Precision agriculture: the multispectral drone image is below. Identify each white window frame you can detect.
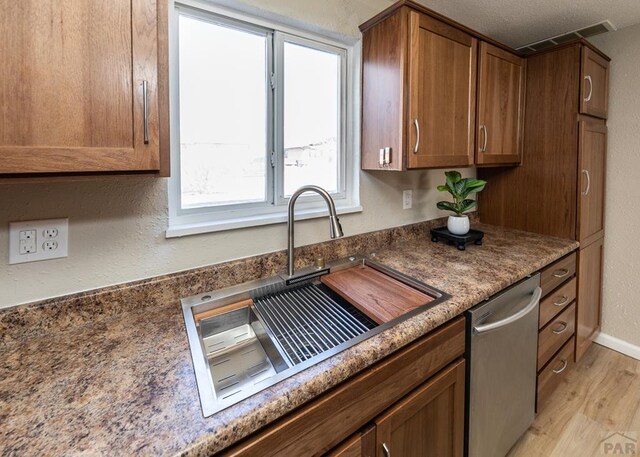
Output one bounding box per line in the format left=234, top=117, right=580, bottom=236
left=167, top=0, right=361, bottom=238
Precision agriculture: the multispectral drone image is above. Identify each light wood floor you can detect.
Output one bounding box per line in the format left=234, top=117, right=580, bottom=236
left=508, top=343, right=640, bottom=457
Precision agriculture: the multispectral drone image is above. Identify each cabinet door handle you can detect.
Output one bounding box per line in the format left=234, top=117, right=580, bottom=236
left=552, top=322, right=568, bottom=334
left=584, top=75, right=593, bottom=102
left=413, top=119, right=420, bottom=154
left=554, top=295, right=569, bottom=307
left=142, top=80, right=150, bottom=144
left=382, top=443, right=391, bottom=457
left=553, top=268, right=569, bottom=278
left=582, top=169, right=591, bottom=196
left=552, top=359, right=568, bottom=374
left=480, top=125, right=488, bottom=152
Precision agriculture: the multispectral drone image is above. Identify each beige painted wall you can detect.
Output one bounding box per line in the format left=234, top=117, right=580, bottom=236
left=0, top=0, right=474, bottom=309
left=589, top=26, right=640, bottom=347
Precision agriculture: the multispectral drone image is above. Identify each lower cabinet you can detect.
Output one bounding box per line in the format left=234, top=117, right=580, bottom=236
left=326, top=426, right=376, bottom=457
left=224, top=318, right=465, bottom=457
left=576, top=236, right=605, bottom=361
left=327, top=360, right=465, bottom=457
left=537, top=337, right=575, bottom=412
left=535, top=252, right=578, bottom=413
left=374, top=360, right=465, bottom=457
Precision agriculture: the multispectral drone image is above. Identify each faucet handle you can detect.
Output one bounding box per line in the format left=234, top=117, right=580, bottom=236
left=314, top=257, right=326, bottom=270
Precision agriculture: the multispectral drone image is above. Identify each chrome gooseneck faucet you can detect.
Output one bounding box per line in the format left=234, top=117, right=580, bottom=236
left=287, top=185, right=344, bottom=277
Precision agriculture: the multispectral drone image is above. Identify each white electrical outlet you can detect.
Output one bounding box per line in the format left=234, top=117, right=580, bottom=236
left=9, top=218, right=69, bottom=264
left=42, top=240, right=59, bottom=251
left=43, top=228, right=59, bottom=238
left=403, top=190, right=413, bottom=210
left=19, top=230, right=37, bottom=254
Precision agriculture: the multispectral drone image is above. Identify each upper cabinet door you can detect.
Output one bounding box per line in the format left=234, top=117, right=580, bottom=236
left=475, top=42, right=525, bottom=166
left=580, top=47, right=609, bottom=119
left=0, top=0, right=160, bottom=174
left=578, top=119, right=607, bottom=246
left=361, top=11, right=407, bottom=171
left=407, top=12, right=477, bottom=169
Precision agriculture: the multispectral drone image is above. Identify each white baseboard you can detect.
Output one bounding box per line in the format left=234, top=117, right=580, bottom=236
left=594, top=332, right=640, bottom=361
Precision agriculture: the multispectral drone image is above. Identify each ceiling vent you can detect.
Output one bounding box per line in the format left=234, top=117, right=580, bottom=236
left=517, top=20, right=616, bottom=54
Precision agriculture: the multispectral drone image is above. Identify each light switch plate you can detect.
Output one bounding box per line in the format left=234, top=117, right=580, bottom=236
left=9, top=218, right=69, bottom=264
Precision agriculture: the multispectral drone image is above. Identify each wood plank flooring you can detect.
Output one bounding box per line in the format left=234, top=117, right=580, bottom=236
left=508, top=344, right=640, bottom=456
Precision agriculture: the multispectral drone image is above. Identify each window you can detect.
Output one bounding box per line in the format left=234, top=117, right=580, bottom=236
left=168, top=4, right=359, bottom=236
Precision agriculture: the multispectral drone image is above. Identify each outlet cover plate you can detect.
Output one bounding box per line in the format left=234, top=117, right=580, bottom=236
left=9, top=218, right=69, bottom=264
left=403, top=190, right=413, bottom=210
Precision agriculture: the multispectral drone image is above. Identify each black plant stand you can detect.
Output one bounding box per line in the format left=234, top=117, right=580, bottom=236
left=430, top=226, right=484, bottom=251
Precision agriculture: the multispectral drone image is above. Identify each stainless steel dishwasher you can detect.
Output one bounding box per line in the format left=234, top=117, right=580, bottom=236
left=465, top=274, right=542, bottom=457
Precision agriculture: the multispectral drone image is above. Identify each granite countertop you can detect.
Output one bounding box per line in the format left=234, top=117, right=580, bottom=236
left=0, top=223, right=578, bottom=456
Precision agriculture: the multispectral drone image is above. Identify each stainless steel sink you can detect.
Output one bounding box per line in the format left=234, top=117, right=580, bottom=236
left=182, top=255, right=449, bottom=416
left=200, top=306, right=289, bottom=404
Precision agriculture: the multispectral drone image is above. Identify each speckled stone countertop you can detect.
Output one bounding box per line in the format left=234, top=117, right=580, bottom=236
left=0, top=222, right=578, bottom=456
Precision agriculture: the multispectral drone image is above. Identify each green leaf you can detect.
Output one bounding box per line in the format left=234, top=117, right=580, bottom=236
left=459, top=199, right=477, bottom=214
left=437, top=172, right=486, bottom=215
left=445, top=171, right=462, bottom=184
left=436, top=201, right=459, bottom=215
left=445, top=171, right=461, bottom=193
left=464, top=179, right=487, bottom=194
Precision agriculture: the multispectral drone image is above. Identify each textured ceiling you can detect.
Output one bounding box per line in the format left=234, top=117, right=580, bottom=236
left=401, top=0, right=640, bottom=47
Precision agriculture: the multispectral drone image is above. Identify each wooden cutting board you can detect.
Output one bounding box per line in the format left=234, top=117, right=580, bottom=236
left=320, top=265, right=434, bottom=324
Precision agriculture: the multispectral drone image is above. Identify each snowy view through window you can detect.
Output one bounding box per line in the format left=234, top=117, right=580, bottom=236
left=179, top=15, right=340, bottom=209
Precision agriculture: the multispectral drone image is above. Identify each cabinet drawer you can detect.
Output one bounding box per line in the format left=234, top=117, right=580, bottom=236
left=537, top=337, right=575, bottom=412
left=540, top=253, right=576, bottom=297
left=539, top=277, right=577, bottom=329
left=538, top=303, right=575, bottom=371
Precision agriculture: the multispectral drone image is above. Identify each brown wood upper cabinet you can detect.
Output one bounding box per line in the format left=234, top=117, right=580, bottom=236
left=581, top=47, right=609, bottom=119
left=476, top=42, right=525, bottom=166
left=360, top=2, right=525, bottom=170
left=360, top=6, right=477, bottom=170
left=406, top=12, right=477, bottom=169
left=0, top=0, right=168, bottom=175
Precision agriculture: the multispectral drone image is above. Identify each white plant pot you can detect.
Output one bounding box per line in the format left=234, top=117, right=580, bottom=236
left=447, top=215, right=470, bottom=235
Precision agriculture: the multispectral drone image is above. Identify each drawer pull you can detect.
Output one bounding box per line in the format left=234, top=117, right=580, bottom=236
left=553, top=268, right=569, bottom=278
left=552, top=322, right=568, bottom=334
left=552, top=359, right=568, bottom=374
left=554, top=295, right=569, bottom=307
left=383, top=442, right=391, bottom=457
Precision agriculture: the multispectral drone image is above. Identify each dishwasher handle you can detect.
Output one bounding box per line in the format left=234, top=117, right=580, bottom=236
left=473, top=287, right=542, bottom=334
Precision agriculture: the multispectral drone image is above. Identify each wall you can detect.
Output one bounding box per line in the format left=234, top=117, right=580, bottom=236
left=0, top=0, right=474, bottom=309
left=589, top=26, right=640, bottom=349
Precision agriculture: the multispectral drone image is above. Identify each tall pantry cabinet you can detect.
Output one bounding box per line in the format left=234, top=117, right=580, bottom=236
left=479, top=40, right=609, bottom=362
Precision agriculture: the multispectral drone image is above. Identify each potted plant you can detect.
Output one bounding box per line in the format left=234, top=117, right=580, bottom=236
left=436, top=171, right=487, bottom=235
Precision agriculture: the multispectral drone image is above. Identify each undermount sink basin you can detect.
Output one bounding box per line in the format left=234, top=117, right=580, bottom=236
left=181, top=255, right=449, bottom=416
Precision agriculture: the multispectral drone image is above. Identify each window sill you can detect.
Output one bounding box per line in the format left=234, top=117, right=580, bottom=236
left=166, top=203, right=363, bottom=238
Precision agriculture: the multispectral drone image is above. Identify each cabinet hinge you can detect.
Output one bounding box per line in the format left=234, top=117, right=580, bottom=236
left=270, top=73, right=276, bottom=90
left=270, top=151, right=276, bottom=168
